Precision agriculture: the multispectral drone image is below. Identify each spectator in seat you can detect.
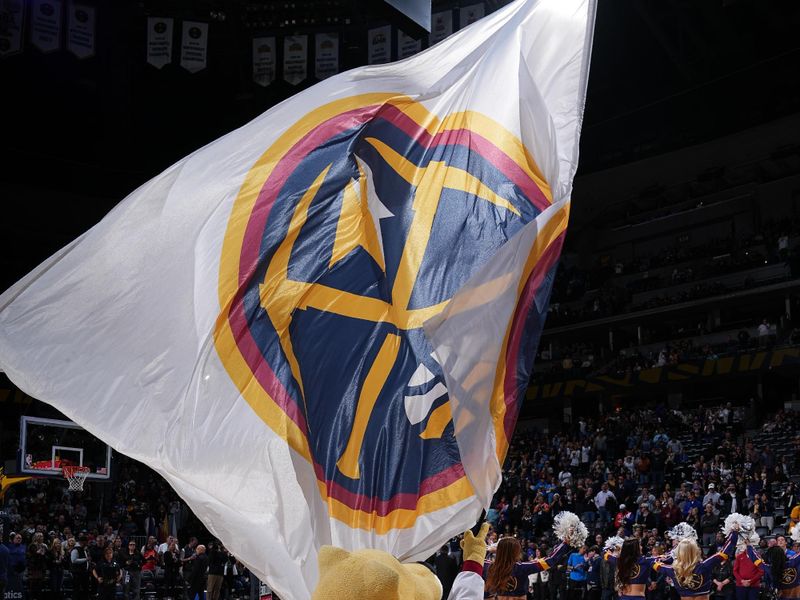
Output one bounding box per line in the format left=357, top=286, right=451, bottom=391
left=701, top=504, right=720, bottom=547
left=26, top=532, right=47, bottom=600
left=636, top=506, right=658, bottom=531
left=623, top=455, right=636, bottom=478
left=651, top=448, right=666, bottom=488
left=586, top=546, right=602, bottom=600
left=782, top=484, right=799, bottom=517
left=206, top=541, right=225, bottom=600
left=595, top=484, right=616, bottom=527
left=683, top=491, right=702, bottom=517
left=637, top=487, right=656, bottom=512
left=720, top=485, right=741, bottom=517
left=712, top=556, right=734, bottom=600
left=567, top=545, right=589, bottom=600
left=685, top=506, right=701, bottom=539
left=70, top=535, right=90, bottom=600
left=121, top=540, right=143, bottom=600
left=758, top=319, right=771, bottom=347
left=186, top=544, right=208, bottom=600
left=182, top=537, right=198, bottom=562
left=92, top=545, right=121, bottom=600
left=703, top=484, right=721, bottom=509
left=7, top=533, right=25, bottom=595
left=614, top=504, right=633, bottom=536
left=777, top=535, right=796, bottom=559
left=140, top=538, right=158, bottom=574
left=661, top=498, right=682, bottom=532
left=158, top=535, right=177, bottom=556
left=48, top=537, right=68, bottom=600
left=754, top=494, right=774, bottom=531
left=637, top=454, right=652, bottom=485
left=733, top=545, right=761, bottom=600
left=163, top=538, right=182, bottom=599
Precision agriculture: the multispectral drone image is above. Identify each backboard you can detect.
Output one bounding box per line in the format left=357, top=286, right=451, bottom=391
left=19, top=416, right=111, bottom=480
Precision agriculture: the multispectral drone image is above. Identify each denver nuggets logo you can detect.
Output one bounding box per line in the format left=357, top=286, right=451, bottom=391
left=630, top=564, right=641, bottom=580
left=782, top=568, right=797, bottom=586
left=685, top=574, right=704, bottom=590
left=215, top=94, right=555, bottom=531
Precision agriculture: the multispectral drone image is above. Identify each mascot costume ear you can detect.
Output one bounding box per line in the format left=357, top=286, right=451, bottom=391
left=312, top=522, right=492, bottom=600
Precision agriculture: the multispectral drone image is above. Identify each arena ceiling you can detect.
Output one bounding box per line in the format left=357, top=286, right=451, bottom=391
left=1, top=0, right=799, bottom=287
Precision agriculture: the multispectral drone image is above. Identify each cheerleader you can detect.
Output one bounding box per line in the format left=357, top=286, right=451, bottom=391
left=483, top=512, right=588, bottom=599
left=745, top=524, right=800, bottom=599
left=603, top=536, right=665, bottom=600
left=653, top=524, right=738, bottom=600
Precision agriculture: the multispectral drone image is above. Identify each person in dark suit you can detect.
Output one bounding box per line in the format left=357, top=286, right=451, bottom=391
left=187, top=544, right=209, bottom=600
left=434, top=545, right=458, bottom=600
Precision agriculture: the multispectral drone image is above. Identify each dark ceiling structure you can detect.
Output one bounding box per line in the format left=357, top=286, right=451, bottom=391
left=1, top=0, right=799, bottom=289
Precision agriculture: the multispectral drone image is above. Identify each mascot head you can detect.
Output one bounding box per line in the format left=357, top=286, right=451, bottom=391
left=312, top=546, right=442, bottom=600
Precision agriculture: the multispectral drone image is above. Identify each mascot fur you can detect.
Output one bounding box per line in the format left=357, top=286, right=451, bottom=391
left=312, top=523, right=490, bottom=600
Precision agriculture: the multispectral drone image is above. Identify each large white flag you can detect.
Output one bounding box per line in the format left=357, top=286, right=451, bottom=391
left=0, top=0, right=595, bottom=598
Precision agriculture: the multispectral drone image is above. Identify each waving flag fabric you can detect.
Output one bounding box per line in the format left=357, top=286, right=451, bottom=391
left=0, top=0, right=594, bottom=597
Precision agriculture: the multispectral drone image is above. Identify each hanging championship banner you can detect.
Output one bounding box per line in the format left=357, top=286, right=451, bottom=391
left=30, top=0, right=62, bottom=53
left=252, top=36, right=275, bottom=87
left=397, top=29, right=421, bottom=59
left=282, top=35, right=307, bottom=85
left=429, top=10, right=452, bottom=45
left=367, top=25, right=390, bottom=65
left=66, top=2, right=95, bottom=59
left=146, top=17, right=173, bottom=69
left=314, top=32, right=337, bottom=80
left=0, top=0, right=25, bottom=58
left=180, top=21, right=208, bottom=73
left=459, top=3, right=485, bottom=29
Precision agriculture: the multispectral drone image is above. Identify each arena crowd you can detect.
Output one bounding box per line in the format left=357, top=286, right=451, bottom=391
left=433, top=405, right=800, bottom=599
left=1, top=404, right=799, bottom=600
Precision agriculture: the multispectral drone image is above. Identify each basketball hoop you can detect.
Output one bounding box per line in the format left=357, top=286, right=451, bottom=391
left=62, top=465, right=90, bottom=491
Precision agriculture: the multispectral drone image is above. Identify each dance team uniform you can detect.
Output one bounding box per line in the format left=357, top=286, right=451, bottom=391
left=603, top=551, right=663, bottom=600
left=482, top=542, right=572, bottom=598
left=746, top=545, right=800, bottom=598
left=654, top=533, right=738, bottom=600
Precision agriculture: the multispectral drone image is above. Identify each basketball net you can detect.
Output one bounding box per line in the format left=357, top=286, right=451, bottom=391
left=62, top=466, right=90, bottom=491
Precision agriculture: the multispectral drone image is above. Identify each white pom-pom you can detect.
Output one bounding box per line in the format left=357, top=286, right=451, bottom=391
left=553, top=511, right=588, bottom=547
left=791, top=524, right=800, bottom=544
left=723, top=513, right=754, bottom=537
left=667, top=523, right=698, bottom=544
left=736, top=531, right=759, bottom=554
left=603, top=536, right=625, bottom=553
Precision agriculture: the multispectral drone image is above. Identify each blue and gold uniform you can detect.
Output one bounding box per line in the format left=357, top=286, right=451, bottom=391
left=603, top=551, right=662, bottom=599
left=654, top=532, right=738, bottom=599
left=746, top=545, right=800, bottom=598
left=484, top=542, right=572, bottom=598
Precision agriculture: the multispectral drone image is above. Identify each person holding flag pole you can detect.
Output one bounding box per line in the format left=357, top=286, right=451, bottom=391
left=0, top=0, right=595, bottom=597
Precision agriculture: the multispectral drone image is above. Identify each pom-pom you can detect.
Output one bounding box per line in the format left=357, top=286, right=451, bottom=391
left=603, top=536, right=625, bottom=553
left=723, top=513, right=757, bottom=552
left=791, top=523, right=800, bottom=544
left=667, top=523, right=698, bottom=544
left=553, top=511, right=588, bottom=548
left=736, top=531, right=759, bottom=554
left=723, top=513, right=754, bottom=537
